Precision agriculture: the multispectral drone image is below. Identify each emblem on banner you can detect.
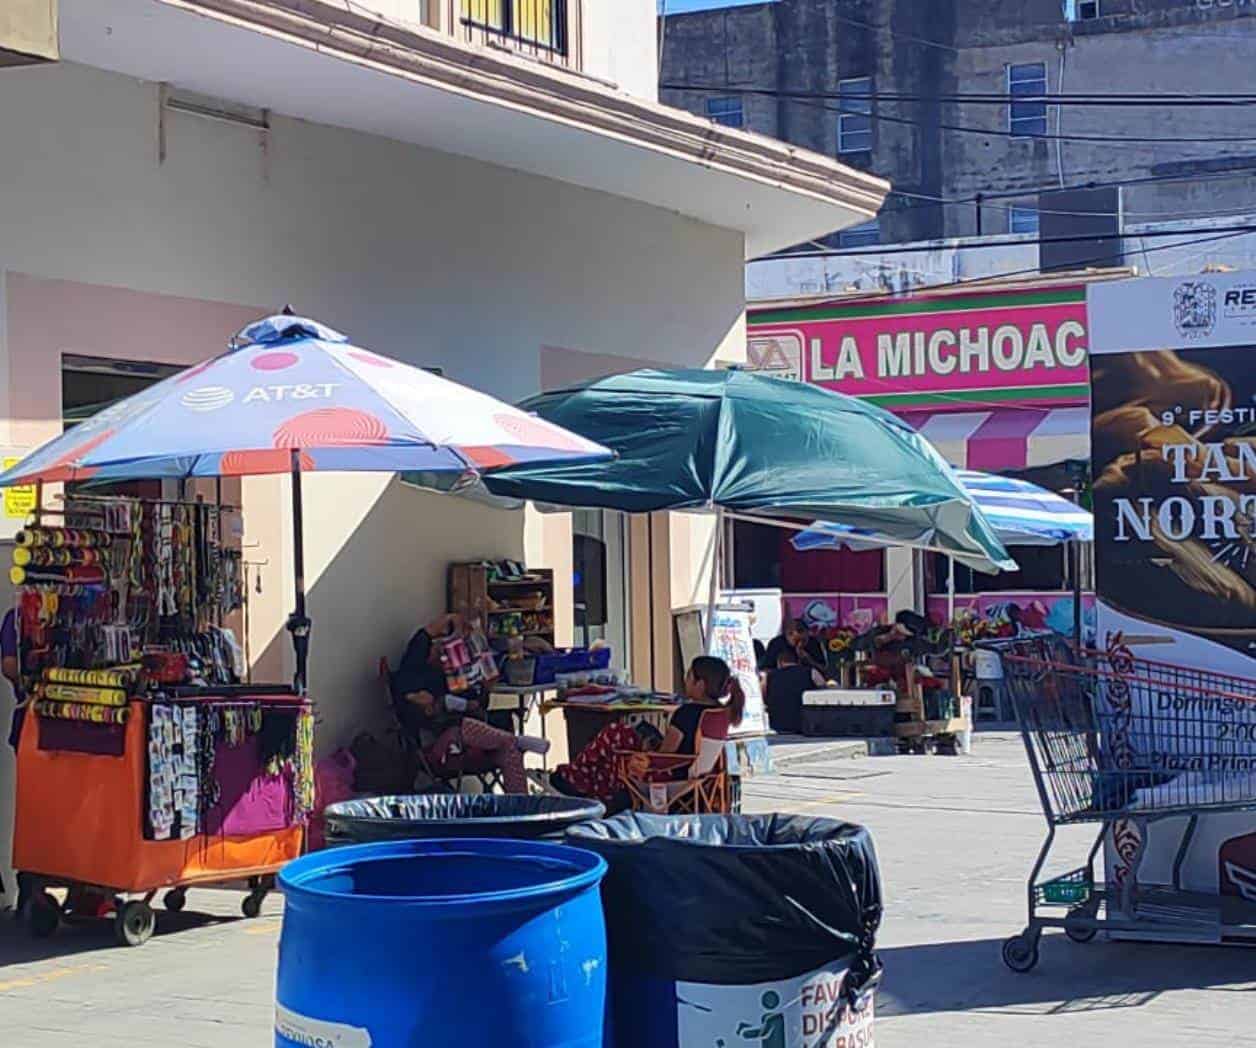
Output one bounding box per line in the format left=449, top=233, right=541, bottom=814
left=745, top=333, right=803, bottom=382
left=1173, top=281, right=1217, bottom=339
left=1220, top=833, right=1256, bottom=902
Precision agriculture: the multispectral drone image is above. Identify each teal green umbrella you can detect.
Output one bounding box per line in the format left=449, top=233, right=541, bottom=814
left=485, top=369, right=1015, bottom=574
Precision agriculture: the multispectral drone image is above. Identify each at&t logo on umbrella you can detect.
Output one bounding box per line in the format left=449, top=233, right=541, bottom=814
left=181, top=386, right=236, bottom=412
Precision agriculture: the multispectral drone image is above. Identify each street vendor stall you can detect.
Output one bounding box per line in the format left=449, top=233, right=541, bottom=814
left=792, top=470, right=1093, bottom=745
left=11, top=490, right=309, bottom=942
left=0, top=312, right=609, bottom=945
left=480, top=368, right=1011, bottom=781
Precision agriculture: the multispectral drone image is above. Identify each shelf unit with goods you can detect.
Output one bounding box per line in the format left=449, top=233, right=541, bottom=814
left=447, top=562, right=555, bottom=648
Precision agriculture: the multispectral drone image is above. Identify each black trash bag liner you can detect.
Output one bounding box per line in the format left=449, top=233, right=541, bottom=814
left=567, top=812, right=882, bottom=1001
left=324, top=794, right=605, bottom=844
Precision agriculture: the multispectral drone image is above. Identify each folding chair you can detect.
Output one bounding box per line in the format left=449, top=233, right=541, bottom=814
left=379, top=657, right=503, bottom=794
left=617, top=707, right=732, bottom=814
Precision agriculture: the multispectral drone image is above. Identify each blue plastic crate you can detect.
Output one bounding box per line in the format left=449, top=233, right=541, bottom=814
left=534, top=648, right=612, bottom=684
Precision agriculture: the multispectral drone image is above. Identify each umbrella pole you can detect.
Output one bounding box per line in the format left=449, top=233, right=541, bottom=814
left=1071, top=539, right=1082, bottom=651
left=947, top=556, right=955, bottom=625
left=287, top=448, right=311, bottom=694
left=704, top=507, right=724, bottom=655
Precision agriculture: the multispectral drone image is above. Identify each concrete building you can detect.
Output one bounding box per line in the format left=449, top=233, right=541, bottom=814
left=661, top=0, right=1256, bottom=247
left=0, top=0, right=886, bottom=904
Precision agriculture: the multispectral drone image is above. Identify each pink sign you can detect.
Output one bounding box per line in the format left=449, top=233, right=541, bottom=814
left=784, top=594, right=889, bottom=634
left=925, top=591, right=1096, bottom=635
left=748, top=285, right=1090, bottom=410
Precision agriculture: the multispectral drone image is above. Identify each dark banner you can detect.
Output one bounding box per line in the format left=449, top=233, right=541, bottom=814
left=1089, top=273, right=1256, bottom=907
left=1090, top=274, right=1256, bottom=668
left=1092, top=342, right=1256, bottom=656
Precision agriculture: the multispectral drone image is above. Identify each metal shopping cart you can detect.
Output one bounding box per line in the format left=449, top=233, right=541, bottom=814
left=999, top=635, right=1256, bottom=972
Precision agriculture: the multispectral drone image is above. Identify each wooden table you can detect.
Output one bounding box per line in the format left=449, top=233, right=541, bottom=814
left=539, top=699, right=680, bottom=760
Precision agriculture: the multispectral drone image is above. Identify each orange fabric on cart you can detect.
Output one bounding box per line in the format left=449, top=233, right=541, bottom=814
left=13, top=700, right=303, bottom=892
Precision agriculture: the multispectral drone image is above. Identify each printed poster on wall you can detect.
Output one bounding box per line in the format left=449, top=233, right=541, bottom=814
left=1089, top=272, right=1256, bottom=907
left=707, top=605, right=767, bottom=737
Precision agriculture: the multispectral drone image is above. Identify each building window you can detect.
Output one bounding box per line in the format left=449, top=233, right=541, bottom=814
left=1066, top=0, right=1100, bottom=20
left=838, top=219, right=880, bottom=248
left=1009, top=206, right=1040, bottom=235
left=460, top=0, right=568, bottom=55
left=837, top=76, right=874, bottom=154
left=706, top=96, right=744, bottom=129
left=1008, top=62, right=1048, bottom=138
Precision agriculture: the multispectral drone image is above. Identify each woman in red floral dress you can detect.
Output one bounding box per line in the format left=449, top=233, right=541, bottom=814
left=550, top=720, right=662, bottom=812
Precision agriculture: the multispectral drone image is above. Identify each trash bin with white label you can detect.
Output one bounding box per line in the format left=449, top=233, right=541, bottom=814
left=567, top=812, right=881, bottom=1048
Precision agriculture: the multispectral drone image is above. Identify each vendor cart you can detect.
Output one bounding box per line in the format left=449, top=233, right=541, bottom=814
left=9, top=491, right=313, bottom=945
left=16, top=694, right=310, bottom=945
left=1000, top=637, right=1256, bottom=972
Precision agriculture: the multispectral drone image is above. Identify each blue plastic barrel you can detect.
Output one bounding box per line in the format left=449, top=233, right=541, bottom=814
left=275, top=838, right=609, bottom=1048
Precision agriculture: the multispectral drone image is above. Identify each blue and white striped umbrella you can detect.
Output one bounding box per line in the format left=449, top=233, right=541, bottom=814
left=793, top=469, right=1092, bottom=552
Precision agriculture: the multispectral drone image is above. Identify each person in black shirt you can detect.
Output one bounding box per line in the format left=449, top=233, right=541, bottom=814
left=659, top=655, right=746, bottom=757
left=764, top=647, right=825, bottom=735
left=760, top=618, right=826, bottom=675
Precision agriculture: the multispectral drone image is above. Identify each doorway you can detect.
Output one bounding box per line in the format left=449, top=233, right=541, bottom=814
left=572, top=509, right=631, bottom=665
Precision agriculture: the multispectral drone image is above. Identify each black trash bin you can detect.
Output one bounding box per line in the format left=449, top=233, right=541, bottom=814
left=323, top=794, right=605, bottom=846
left=567, top=812, right=881, bottom=1048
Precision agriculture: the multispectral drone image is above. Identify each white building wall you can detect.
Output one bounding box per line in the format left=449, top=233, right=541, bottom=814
left=0, top=59, right=745, bottom=898
left=582, top=0, right=659, bottom=100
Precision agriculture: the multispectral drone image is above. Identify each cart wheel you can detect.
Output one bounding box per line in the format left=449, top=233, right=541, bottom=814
left=163, top=889, right=187, bottom=913
left=1065, top=905, right=1099, bottom=944
left=27, top=892, right=61, bottom=939
left=114, top=900, right=156, bottom=947
left=1002, top=933, right=1040, bottom=973
left=241, top=889, right=266, bottom=919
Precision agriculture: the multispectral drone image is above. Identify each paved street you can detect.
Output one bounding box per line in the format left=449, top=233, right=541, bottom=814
left=2, top=733, right=1252, bottom=1046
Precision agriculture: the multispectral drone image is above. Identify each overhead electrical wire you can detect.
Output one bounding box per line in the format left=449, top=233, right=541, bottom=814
left=865, top=167, right=1256, bottom=226
left=884, top=184, right=1256, bottom=222
left=660, top=8, right=1255, bottom=54
left=770, top=223, right=1256, bottom=260
left=661, top=83, right=1256, bottom=107
left=818, top=10, right=960, bottom=52
left=660, top=84, right=1256, bottom=145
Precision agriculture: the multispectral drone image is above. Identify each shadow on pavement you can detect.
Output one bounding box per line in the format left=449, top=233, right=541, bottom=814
left=0, top=907, right=254, bottom=969
left=876, top=935, right=1254, bottom=1017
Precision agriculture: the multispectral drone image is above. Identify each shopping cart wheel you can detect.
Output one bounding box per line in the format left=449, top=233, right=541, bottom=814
left=1064, top=905, right=1099, bottom=944
left=1001, top=933, right=1040, bottom=973
left=163, top=888, right=187, bottom=913
left=114, top=900, right=156, bottom=947
left=27, top=892, right=61, bottom=939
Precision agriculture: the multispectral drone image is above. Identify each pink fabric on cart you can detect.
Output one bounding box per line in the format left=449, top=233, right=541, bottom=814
left=202, top=736, right=294, bottom=837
